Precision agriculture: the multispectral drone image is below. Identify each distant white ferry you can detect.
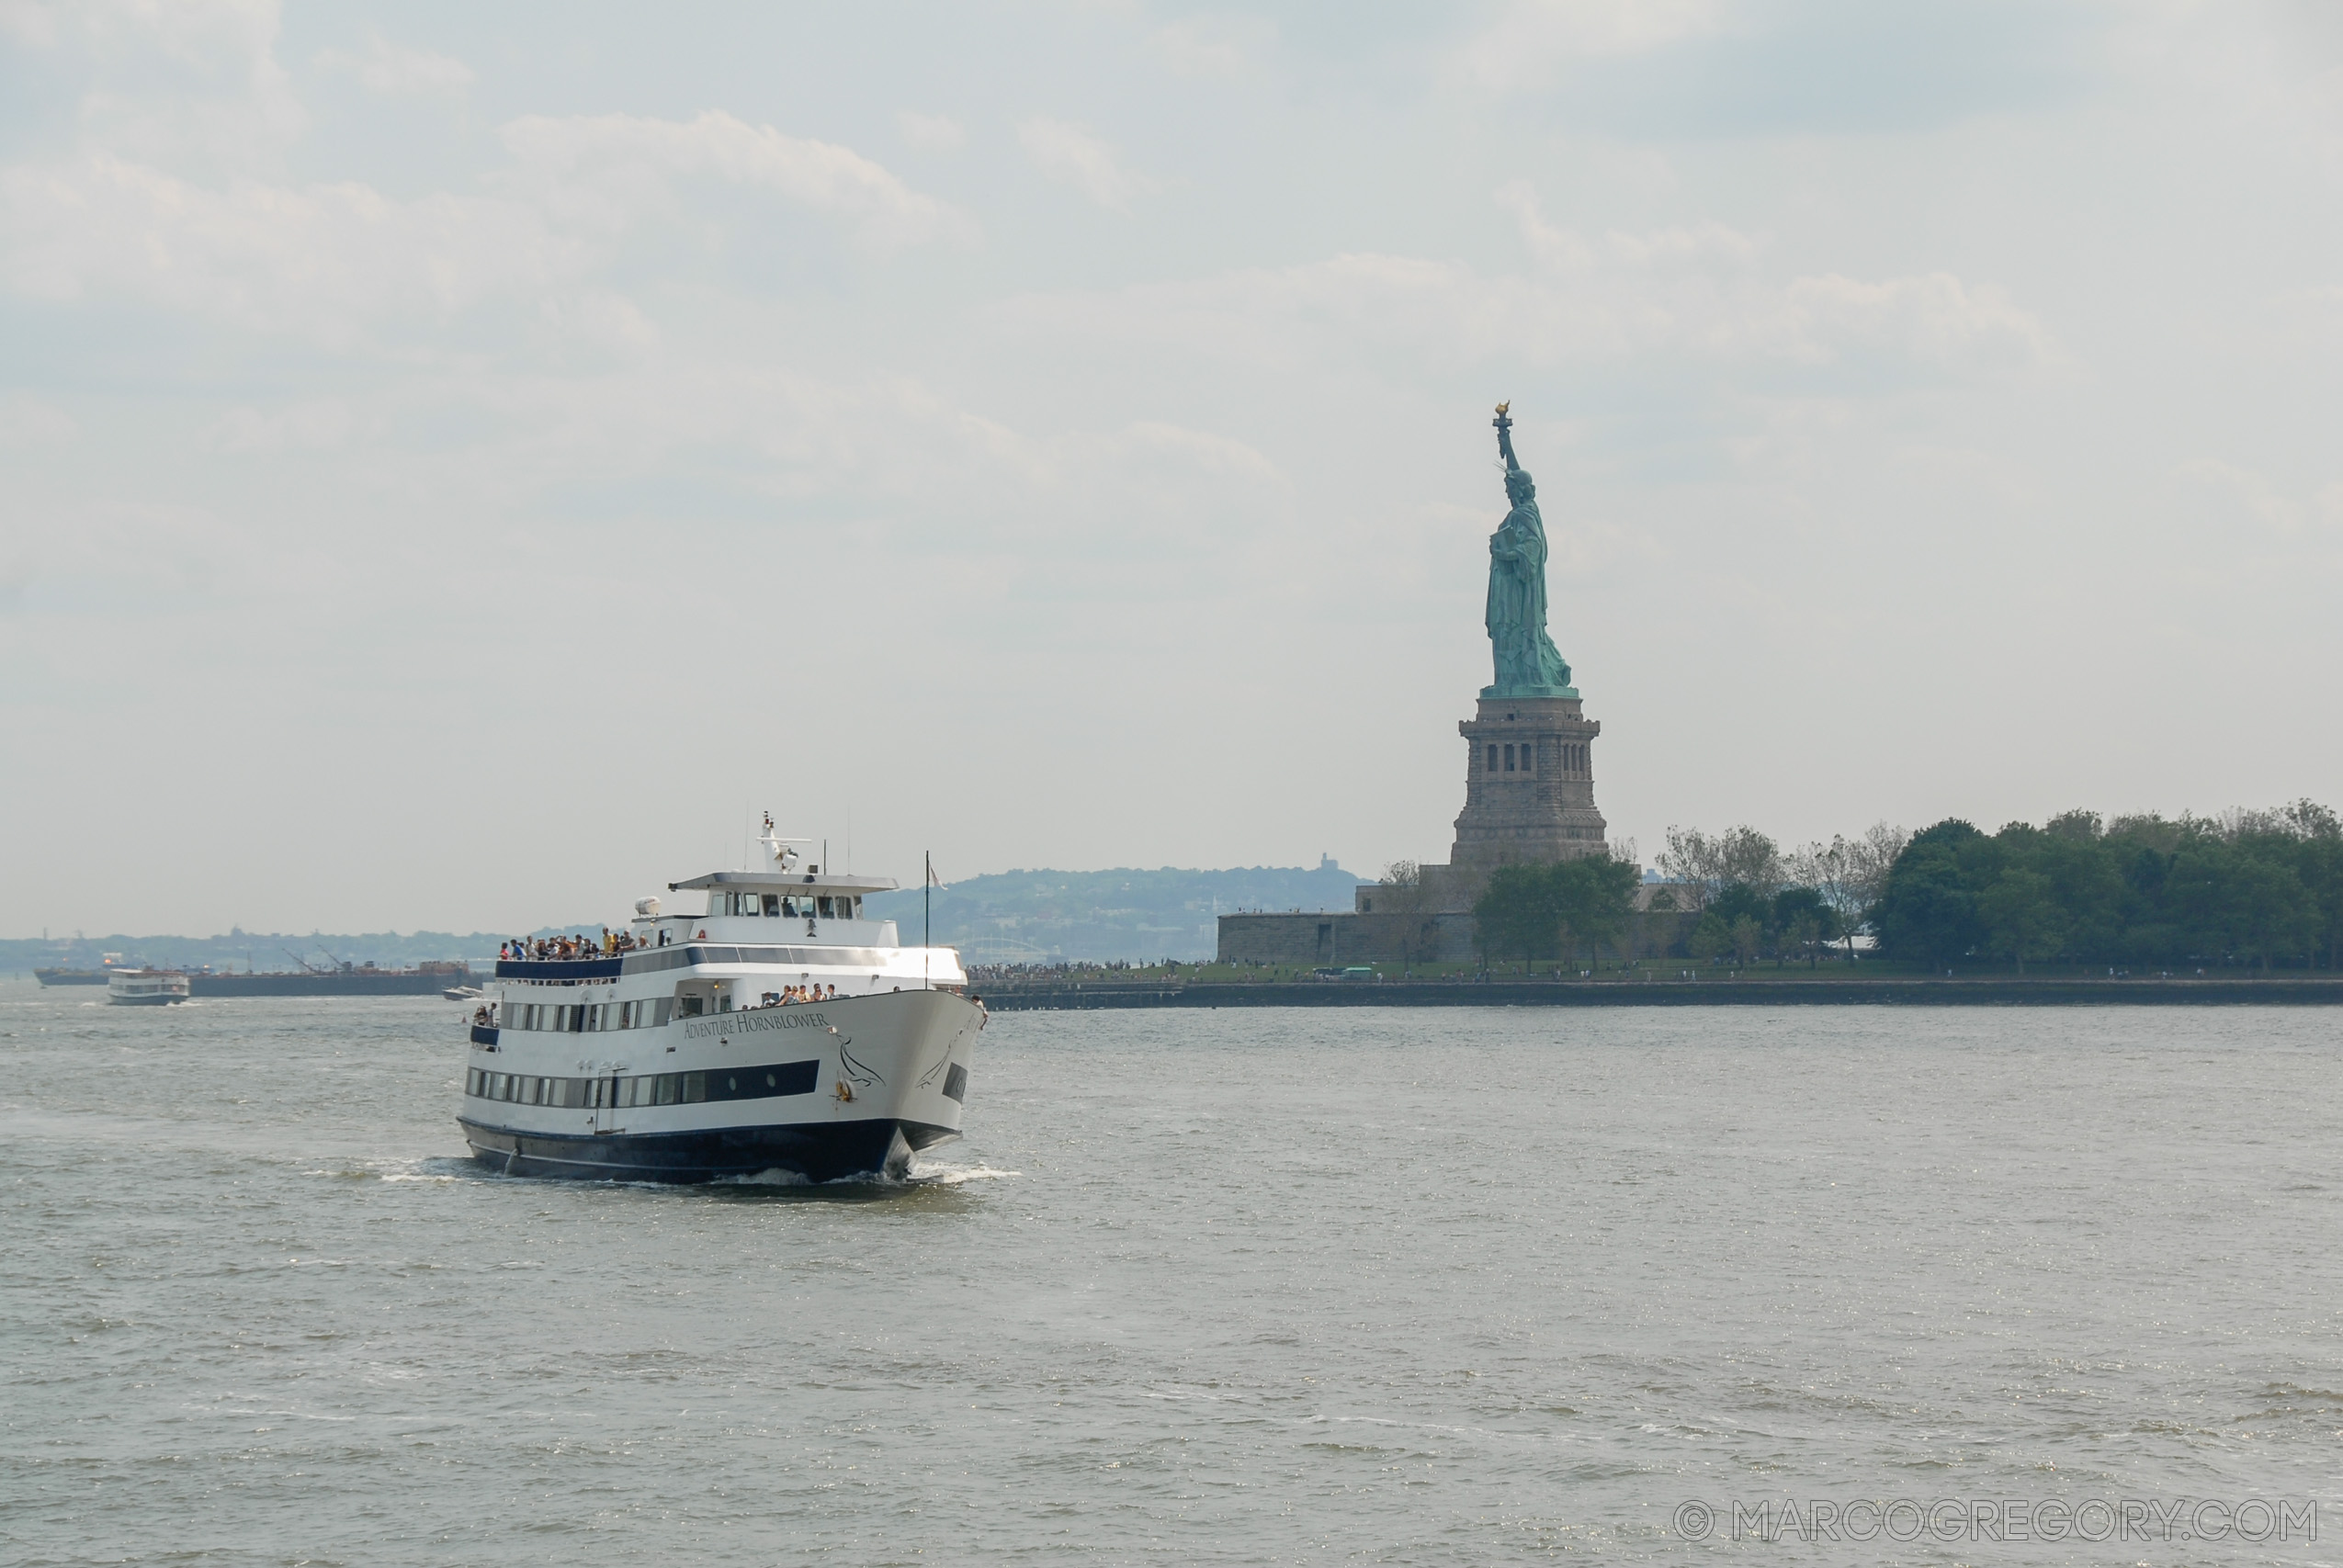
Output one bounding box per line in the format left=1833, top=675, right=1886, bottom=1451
left=108, top=969, right=189, bottom=1006
left=458, top=821, right=983, bottom=1183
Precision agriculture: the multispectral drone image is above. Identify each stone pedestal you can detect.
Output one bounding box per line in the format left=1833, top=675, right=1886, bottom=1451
left=1450, top=694, right=1608, bottom=872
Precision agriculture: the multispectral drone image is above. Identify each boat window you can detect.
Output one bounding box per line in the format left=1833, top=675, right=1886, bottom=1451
left=657, top=1074, right=677, bottom=1106
left=762, top=894, right=780, bottom=916
left=651, top=998, right=674, bottom=1027
left=815, top=897, right=832, bottom=919
left=683, top=1072, right=707, bottom=1103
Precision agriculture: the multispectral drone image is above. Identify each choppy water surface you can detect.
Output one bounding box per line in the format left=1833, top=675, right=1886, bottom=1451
left=2, top=987, right=2337, bottom=1565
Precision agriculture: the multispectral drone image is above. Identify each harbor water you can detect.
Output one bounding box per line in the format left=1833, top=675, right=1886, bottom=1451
left=2, top=987, right=2336, bottom=1563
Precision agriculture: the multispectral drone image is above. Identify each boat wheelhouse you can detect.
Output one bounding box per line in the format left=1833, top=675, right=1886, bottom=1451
left=458, top=822, right=983, bottom=1183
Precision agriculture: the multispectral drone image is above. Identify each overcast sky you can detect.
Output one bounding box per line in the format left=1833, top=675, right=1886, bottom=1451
left=3, top=0, right=2339, bottom=937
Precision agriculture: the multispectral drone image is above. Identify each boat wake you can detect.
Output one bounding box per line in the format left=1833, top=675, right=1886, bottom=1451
left=710, top=1162, right=1018, bottom=1190
left=906, top=1162, right=1020, bottom=1187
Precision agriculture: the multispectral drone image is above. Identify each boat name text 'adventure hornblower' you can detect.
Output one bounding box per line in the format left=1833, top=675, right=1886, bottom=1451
left=458, top=819, right=983, bottom=1182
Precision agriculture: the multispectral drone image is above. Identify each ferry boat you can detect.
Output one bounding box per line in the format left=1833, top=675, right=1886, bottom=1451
left=108, top=969, right=190, bottom=1005
left=458, top=821, right=984, bottom=1183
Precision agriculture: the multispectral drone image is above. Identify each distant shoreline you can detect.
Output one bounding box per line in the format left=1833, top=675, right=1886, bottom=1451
left=975, top=976, right=2343, bottom=1010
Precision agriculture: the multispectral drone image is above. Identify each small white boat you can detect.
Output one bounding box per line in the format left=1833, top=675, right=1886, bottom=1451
left=108, top=969, right=190, bottom=1006
left=442, top=985, right=486, bottom=1001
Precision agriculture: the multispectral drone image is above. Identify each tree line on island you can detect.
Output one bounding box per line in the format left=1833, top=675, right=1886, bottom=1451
left=1451, top=800, right=2343, bottom=975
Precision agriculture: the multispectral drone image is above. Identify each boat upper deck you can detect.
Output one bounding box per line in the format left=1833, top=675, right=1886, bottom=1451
left=496, top=942, right=927, bottom=982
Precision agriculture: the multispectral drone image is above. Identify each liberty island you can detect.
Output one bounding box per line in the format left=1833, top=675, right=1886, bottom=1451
left=1219, top=407, right=1611, bottom=967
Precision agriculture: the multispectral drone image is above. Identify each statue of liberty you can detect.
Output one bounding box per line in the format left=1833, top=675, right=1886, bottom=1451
left=1485, top=403, right=1576, bottom=697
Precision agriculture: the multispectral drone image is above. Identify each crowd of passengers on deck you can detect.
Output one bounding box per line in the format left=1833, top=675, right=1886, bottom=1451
left=759, top=985, right=836, bottom=1006
left=501, top=931, right=638, bottom=962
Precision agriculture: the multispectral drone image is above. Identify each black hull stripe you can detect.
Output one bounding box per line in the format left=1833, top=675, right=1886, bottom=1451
left=457, top=1115, right=958, bottom=1183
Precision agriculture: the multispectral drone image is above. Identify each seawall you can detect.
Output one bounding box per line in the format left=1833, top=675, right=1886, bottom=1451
left=974, top=977, right=2343, bottom=1010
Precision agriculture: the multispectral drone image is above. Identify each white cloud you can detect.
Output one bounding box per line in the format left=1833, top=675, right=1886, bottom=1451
left=317, top=31, right=474, bottom=98
left=498, top=111, right=978, bottom=252
left=1772, top=272, right=2049, bottom=371
left=2175, top=457, right=2310, bottom=536
left=0, top=394, right=78, bottom=445
left=0, top=112, right=972, bottom=344
left=0, top=1, right=60, bottom=47
left=0, top=153, right=572, bottom=342
left=1017, top=117, right=1148, bottom=211
left=1148, top=15, right=1275, bottom=81
left=1449, top=0, right=1730, bottom=95
left=991, top=232, right=2050, bottom=384
left=59, top=0, right=308, bottom=171
left=209, top=400, right=354, bottom=453
left=898, top=110, right=967, bottom=152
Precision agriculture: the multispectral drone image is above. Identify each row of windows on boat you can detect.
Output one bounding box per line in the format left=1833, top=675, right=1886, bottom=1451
left=715, top=891, right=864, bottom=919
left=466, top=1060, right=818, bottom=1109
left=1484, top=741, right=1590, bottom=774
left=499, top=987, right=842, bottom=1031
left=504, top=998, right=677, bottom=1032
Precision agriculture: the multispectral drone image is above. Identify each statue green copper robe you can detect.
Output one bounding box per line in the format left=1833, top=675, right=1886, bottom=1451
left=1486, top=408, right=1576, bottom=697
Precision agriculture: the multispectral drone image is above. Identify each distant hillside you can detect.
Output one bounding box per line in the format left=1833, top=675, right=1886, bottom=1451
left=0, top=928, right=513, bottom=977
left=863, top=859, right=1368, bottom=964
left=0, top=863, right=1368, bottom=976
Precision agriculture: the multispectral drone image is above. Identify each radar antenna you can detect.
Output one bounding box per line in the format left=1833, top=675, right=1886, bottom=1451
left=758, top=810, right=814, bottom=871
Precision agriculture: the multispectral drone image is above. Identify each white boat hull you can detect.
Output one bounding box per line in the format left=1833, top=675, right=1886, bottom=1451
left=458, top=987, right=982, bottom=1183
